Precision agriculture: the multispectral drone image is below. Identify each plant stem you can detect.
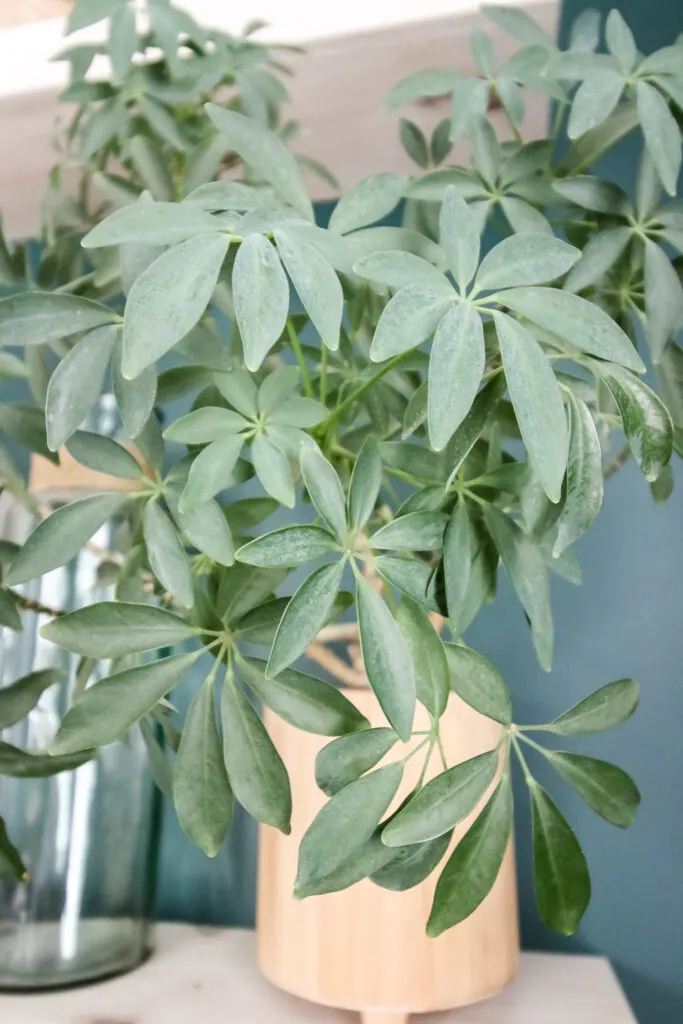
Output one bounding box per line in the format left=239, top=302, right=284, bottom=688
left=603, top=442, right=631, bottom=479
left=287, top=318, right=314, bottom=398
left=517, top=731, right=550, bottom=757
left=319, top=345, right=329, bottom=404
left=404, top=736, right=430, bottom=764
left=510, top=731, right=534, bottom=783
left=416, top=740, right=434, bottom=790
left=7, top=589, right=64, bottom=618
left=435, top=728, right=448, bottom=771
left=317, top=351, right=411, bottom=434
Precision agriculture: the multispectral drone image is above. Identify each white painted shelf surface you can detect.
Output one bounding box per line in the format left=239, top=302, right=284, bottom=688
left=0, top=924, right=636, bottom=1023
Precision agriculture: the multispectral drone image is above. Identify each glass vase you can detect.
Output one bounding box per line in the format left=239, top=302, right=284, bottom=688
left=0, top=444, right=160, bottom=989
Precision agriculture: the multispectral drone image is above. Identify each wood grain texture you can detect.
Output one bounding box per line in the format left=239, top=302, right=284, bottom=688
left=0, top=926, right=638, bottom=1023
left=257, top=690, right=520, bottom=1016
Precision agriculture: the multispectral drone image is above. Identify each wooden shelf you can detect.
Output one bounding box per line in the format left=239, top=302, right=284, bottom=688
left=0, top=925, right=636, bottom=1023
left=0, top=0, right=559, bottom=239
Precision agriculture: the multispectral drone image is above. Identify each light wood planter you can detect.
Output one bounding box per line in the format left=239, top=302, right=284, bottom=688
left=257, top=688, right=519, bottom=1024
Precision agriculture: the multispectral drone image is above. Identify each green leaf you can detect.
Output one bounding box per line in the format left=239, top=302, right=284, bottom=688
left=374, top=554, right=440, bottom=612
left=177, top=501, right=234, bottom=567
left=493, top=312, right=567, bottom=503
left=239, top=657, right=368, bottom=736
left=51, top=652, right=200, bottom=755
left=143, top=500, right=194, bottom=608
left=439, top=188, right=480, bottom=292
left=109, top=3, right=137, bottom=80
left=385, top=68, right=461, bottom=110
left=395, top=597, right=449, bottom=717
left=354, top=250, right=451, bottom=293
left=597, top=363, right=673, bottom=481
left=0, top=740, right=94, bottom=778
left=564, top=227, right=631, bottom=294
left=0, top=292, right=116, bottom=347
left=329, top=173, right=408, bottom=235
left=501, top=196, right=552, bottom=235
left=399, top=118, right=429, bottom=167
left=487, top=507, right=553, bottom=671
left=112, top=342, right=156, bottom=438
left=552, top=176, right=629, bottom=215
left=451, top=79, right=491, bottom=138
left=233, top=234, right=289, bottom=373
left=237, top=525, right=338, bottom=567
left=546, top=752, right=640, bottom=829
left=300, top=445, right=347, bottom=538
left=356, top=576, right=416, bottom=741
left=443, top=643, right=513, bottom=725
left=650, top=463, right=675, bottom=503
left=82, top=202, right=218, bottom=247
left=66, top=431, right=143, bottom=480
left=431, top=118, right=454, bottom=165
left=427, top=778, right=513, bottom=937
left=267, top=560, right=344, bottom=677
left=174, top=677, right=234, bottom=857
left=546, top=678, right=639, bottom=735
left=530, top=782, right=591, bottom=935
left=140, top=95, right=190, bottom=152
left=220, top=678, right=292, bottom=832
left=251, top=434, right=295, bottom=507
left=484, top=5, right=553, bottom=47
left=428, top=301, right=485, bottom=451
left=402, top=381, right=428, bottom=439
left=0, top=403, right=56, bottom=463
left=0, top=588, right=21, bottom=632
left=644, top=239, right=683, bottom=359
left=347, top=436, right=382, bottom=533
left=371, top=831, right=452, bottom=891
left=370, top=284, right=454, bottom=362
left=370, top=511, right=448, bottom=551
left=219, top=564, right=287, bottom=627
left=178, top=436, right=245, bottom=512
left=443, top=502, right=473, bottom=629
left=554, top=394, right=603, bottom=557
left=567, top=70, right=624, bottom=139
left=315, top=728, right=398, bottom=797
left=274, top=230, right=343, bottom=351
left=164, top=407, right=248, bottom=444
left=0, top=669, right=62, bottom=730
left=296, top=828, right=395, bottom=898
left=500, top=287, right=645, bottom=372
left=295, top=763, right=403, bottom=894
left=122, top=233, right=230, bottom=378
left=41, top=602, right=194, bottom=657
left=269, top=398, right=327, bottom=429
left=0, top=816, right=27, bottom=882
left=559, top=102, right=640, bottom=175
left=476, top=234, right=580, bottom=292
left=605, top=9, right=637, bottom=72
left=6, top=493, right=127, bottom=586
left=384, top=749, right=498, bottom=847
left=637, top=81, right=682, bottom=197
left=206, top=105, right=313, bottom=221
left=184, top=181, right=270, bottom=211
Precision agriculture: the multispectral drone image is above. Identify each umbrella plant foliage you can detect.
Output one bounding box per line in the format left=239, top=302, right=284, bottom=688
left=0, top=3, right=681, bottom=934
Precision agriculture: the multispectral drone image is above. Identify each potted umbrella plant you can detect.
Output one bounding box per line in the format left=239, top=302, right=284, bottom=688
left=1, top=0, right=682, bottom=1012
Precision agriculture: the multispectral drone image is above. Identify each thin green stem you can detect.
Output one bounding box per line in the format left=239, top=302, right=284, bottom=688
left=435, top=728, right=448, bottom=771
left=317, top=351, right=411, bottom=434
left=517, top=731, right=550, bottom=757
left=287, top=318, right=313, bottom=398
left=416, top=740, right=435, bottom=790
left=403, top=736, right=430, bottom=765
left=510, top=731, right=533, bottom=783
left=319, top=344, right=329, bottom=404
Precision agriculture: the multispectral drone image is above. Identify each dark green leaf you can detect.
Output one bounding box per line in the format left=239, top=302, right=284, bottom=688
left=66, top=431, right=143, bottom=480
left=374, top=554, right=440, bottom=612
left=112, top=341, right=157, bottom=438
left=174, top=677, right=234, bottom=857
left=443, top=501, right=473, bottom=628
left=443, top=642, right=513, bottom=724
left=0, top=817, right=27, bottom=882
left=239, top=657, right=368, bottom=736
left=41, top=602, right=195, bottom=658
left=221, top=678, right=292, bottom=832
left=177, top=500, right=235, bottom=567
left=546, top=678, right=639, bottom=735
left=267, top=560, right=344, bottom=677
left=164, top=407, right=248, bottom=444
left=399, top=119, right=429, bottom=167
left=0, top=740, right=94, bottom=778
left=554, top=394, right=603, bottom=556
left=395, top=596, right=449, bottom=717
left=427, top=778, right=513, bottom=936
left=300, top=444, right=347, bottom=538
left=0, top=669, right=62, bottom=730
left=546, top=751, right=640, bottom=828
left=51, top=652, right=200, bottom=754
left=178, top=435, right=245, bottom=512
left=348, top=436, right=382, bottom=532
left=597, top=363, right=673, bottom=481
left=143, top=500, right=194, bottom=608
left=0, top=588, right=21, bottom=632
left=315, top=728, right=398, bottom=797
left=371, top=831, right=452, bottom=891
left=530, top=782, right=591, bottom=935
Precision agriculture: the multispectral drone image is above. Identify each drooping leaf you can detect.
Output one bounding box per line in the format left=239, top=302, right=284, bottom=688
left=174, top=677, right=234, bottom=856
left=315, top=728, right=398, bottom=797
left=267, top=560, right=344, bottom=677
left=329, top=173, right=408, bottom=235
left=428, top=301, right=485, bottom=451
left=232, top=233, right=290, bottom=372
left=0, top=817, right=27, bottom=882
left=530, top=781, right=591, bottom=935
left=348, top=436, right=383, bottom=532
left=385, top=68, right=462, bottom=110
left=206, top=105, right=313, bottom=220
left=546, top=751, right=640, bottom=828
left=236, top=525, right=338, bottom=567
left=0, top=741, right=94, bottom=778
left=143, top=500, right=194, bottom=608
left=371, top=830, right=452, bottom=891
left=443, top=643, right=513, bottom=724
left=6, top=493, right=128, bottom=586
left=554, top=394, right=603, bottom=557
left=239, top=657, right=368, bottom=736
left=221, top=678, right=292, bottom=832
left=295, top=763, right=403, bottom=894
left=122, top=233, right=230, bottom=378
left=427, top=778, right=513, bottom=936
left=356, top=576, right=416, bottom=741
left=545, top=678, right=639, bottom=735
left=487, top=507, right=554, bottom=671
left=597, top=363, right=673, bottom=481
left=66, top=431, right=143, bottom=480
left=0, top=669, right=63, bottom=730
left=499, top=288, right=645, bottom=372
left=395, top=597, right=449, bottom=718
left=41, top=602, right=195, bottom=657
left=493, top=311, right=568, bottom=503
left=0, top=292, right=116, bottom=347
left=51, top=652, right=200, bottom=754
